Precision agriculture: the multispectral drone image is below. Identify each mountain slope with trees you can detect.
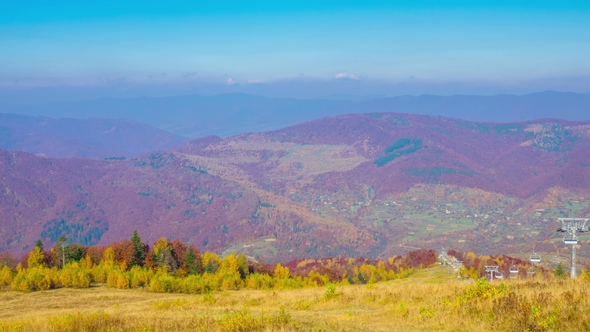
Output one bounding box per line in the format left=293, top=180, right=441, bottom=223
left=1, top=113, right=590, bottom=261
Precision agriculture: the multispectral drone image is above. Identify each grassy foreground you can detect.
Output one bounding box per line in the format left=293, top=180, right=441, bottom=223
left=1, top=265, right=589, bottom=332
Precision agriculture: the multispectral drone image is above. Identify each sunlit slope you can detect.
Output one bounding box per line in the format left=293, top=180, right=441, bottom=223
left=1, top=266, right=589, bottom=331
left=2, top=113, right=590, bottom=260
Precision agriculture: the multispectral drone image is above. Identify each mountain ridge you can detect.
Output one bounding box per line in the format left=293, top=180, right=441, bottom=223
left=7, top=91, right=590, bottom=138
left=1, top=112, right=590, bottom=261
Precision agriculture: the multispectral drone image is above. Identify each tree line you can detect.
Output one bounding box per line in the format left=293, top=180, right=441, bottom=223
left=0, top=231, right=439, bottom=293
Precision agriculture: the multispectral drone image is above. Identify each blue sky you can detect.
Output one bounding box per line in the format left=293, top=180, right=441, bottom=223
left=1, top=1, right=589, bottom=103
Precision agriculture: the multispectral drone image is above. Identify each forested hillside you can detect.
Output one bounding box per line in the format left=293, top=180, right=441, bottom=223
left=1, top=113, right=590, bottom=261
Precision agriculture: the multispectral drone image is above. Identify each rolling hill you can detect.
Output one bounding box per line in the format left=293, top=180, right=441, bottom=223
left=1, top=112, right=590, bottom=261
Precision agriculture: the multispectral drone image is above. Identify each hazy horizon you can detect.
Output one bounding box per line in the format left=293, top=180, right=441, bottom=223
left=2, top=1, right=590, bottom=107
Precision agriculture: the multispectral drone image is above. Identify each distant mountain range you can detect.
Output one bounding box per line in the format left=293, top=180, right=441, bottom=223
left=2, top=112, right=589, bottom=261
left=6, top=91, right=590, bottom=138
left=0, top=113, right=189, bottom=159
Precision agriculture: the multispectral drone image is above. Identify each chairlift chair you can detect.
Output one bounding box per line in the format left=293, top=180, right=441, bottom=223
left=495, top=272, right=504, bottom=280
left=509, top=264, right=519, bottom=278
left=530, top=244, right=541, bottom=263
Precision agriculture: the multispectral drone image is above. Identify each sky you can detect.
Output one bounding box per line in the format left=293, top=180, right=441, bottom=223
left=1, top=1, right=590, bottom=105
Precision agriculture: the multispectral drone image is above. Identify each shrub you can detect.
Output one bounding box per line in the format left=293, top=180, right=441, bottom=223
left=57, top=263, right=91, bottom=288
left=105, top=269, right=130, bottom=289
left=11, top=267, right=56, bottom=291
left=149, top=274, right=178, bottom=292
left=116, top=274, right=130, bottom=289
left=323, top=283, right=339, bottom=300
left=245, top=273, right=274, bottom=290
left=462, top=277, right=506, bottom=302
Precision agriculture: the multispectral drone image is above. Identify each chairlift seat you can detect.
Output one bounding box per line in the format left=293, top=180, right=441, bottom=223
left=530, top=257, right=541, bottom=263
left=509, top=267, right=519, bottom=273
left=564, top=239, right=578, bottom=245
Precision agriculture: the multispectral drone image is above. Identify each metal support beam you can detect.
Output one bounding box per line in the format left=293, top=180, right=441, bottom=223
left=558, top=218, right=589, bottom=279
left=571, top=241, right=576, bottom=278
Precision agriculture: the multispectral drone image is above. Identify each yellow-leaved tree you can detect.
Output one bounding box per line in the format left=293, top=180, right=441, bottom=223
left=0, top=265, right=14, bottom=287
left=27, top=246, right=45, bottom=268
left=274, top=263, right=290, bottom=279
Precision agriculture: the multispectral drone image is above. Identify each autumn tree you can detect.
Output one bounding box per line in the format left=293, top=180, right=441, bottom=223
left=27, top=246, right=46, bottom=268
left=101, top=247, right=116, bottom=267
left=0, top=252, right=18, bottom=269
left=171, top=240, right=188, bottom=268
left=85, top=246, right=106, bottom=265
left=111, top=239, right=134, bottom=269
left=153, top=237, right=178, bottom=273
left=273, top=263, right=290, bottom=279
left=0, top=265, right=14, bottom=287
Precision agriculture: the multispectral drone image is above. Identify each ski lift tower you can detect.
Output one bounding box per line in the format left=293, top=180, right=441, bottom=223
left=557, top=218, right=590, bottom=279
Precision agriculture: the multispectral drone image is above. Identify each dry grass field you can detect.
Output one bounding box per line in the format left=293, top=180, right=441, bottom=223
left=1, top=265, right=589, bottom=331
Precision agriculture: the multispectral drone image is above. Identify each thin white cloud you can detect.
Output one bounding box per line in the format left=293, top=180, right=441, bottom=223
left=247, top=79, right=262, bottom=84
left=334, top=72, right=360, bottom=81
left=226, top=78, right=237, bottom=86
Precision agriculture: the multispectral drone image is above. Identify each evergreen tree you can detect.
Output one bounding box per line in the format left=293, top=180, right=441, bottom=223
left=130, top=230, right=145, bottom=267
left=184, top=246, right=201, bottom=275
left=555, top=263, right=566, bottom=278
left=35, top=239, right=44, bottom=251
left=237, top=254, right=250, bottom=279
left=66, top=244, right=85, bottom=262
left=357, top=270, right=366, bottom=284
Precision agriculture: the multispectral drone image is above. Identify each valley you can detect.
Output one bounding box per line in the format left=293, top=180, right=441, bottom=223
left=1, top=112, right=589, bottom=261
